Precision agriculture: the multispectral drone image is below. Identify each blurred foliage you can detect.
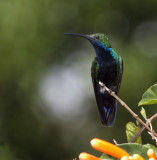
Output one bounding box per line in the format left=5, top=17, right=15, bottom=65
left=0, top=0, right=157, bottom=160
left=0, top=144, right=20, bottom=160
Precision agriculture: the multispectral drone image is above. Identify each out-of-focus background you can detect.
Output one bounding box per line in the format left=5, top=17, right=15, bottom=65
left=0, top=0, right=157, bottom=159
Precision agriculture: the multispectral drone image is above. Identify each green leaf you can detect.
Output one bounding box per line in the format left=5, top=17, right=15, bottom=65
left=136, top=120, right=139, bottom=126
left=140, top=107, right=147, bottom=120
left=138, top=83, right=157, bottom=106
left=126, top=122, right=142, bottom=144
left=100, top=143, right=149, bottom=160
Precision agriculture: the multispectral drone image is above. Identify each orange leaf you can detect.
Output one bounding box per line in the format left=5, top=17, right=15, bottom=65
left=132, top=154, right=145, bottom=160
left=90, top=138, right=129, bottom=159
left=147, top=149, right=157, bottom=160
left=79, top=152, right=101, bottom=160
left=121, top=156, right=130, bottom=160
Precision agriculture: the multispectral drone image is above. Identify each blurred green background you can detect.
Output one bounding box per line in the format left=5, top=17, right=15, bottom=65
left=0, top=0, right=157, bottom=159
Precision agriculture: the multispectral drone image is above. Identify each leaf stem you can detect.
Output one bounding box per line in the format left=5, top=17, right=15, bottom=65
left=99, top=81, right=157, bottom=139
left=131, top=114, right=157, bottom=143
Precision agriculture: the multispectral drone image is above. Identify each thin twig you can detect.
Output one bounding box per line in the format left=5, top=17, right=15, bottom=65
left=147, top=114, right=157, bottom=141
left=130, top=114, right=157, bottom=143
left=148, top=114, right=157, bottom=123
left=130, top=126, right=145, bottom=143
left=113, top=139, right=118, bottom=145
left=99, top=81, right=157, bottom=138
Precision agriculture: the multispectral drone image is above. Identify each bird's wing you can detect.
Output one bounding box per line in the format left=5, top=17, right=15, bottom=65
left=116, top=55, right=123, bottom=92
left=91, top=57, right=99, bottom=84
left=91, top=58, right=117, bottom=127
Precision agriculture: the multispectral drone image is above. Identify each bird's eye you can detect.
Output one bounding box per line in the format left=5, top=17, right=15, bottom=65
left=95, top=36, right=100, bottom=39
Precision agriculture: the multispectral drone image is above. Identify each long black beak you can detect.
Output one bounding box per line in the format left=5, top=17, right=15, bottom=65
left=64, top=33, right=93, bottom=42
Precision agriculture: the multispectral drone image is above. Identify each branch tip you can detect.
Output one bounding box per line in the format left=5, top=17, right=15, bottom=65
left=98, top=81, right=157, bottom=140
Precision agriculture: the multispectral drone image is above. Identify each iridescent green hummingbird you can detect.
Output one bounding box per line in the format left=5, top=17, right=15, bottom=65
left=65, top=33, right=123, bottom=127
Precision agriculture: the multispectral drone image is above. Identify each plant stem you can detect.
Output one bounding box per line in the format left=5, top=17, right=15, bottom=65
left=131, top=114, right=157, bottom=143
left=130, top=126, right=145, bottom=143
left=99, top=81, right=157, bottom=138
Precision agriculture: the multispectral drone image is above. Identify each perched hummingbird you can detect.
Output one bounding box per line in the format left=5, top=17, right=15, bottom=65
left=65, top=33, right=123, bottom=127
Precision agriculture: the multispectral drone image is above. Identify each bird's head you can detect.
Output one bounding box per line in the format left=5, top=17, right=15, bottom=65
left=64, top=33, right=111, bottom=49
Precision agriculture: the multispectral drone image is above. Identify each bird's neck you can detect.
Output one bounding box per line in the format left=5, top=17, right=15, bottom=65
left=94, top=45, right=116, bottom=66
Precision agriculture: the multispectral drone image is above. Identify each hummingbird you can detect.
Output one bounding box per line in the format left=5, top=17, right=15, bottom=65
left=65, top=33, right=123, bottom=127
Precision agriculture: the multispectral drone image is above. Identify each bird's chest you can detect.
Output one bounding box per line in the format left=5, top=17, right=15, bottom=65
left=97, top=61, right=118, bottom=86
